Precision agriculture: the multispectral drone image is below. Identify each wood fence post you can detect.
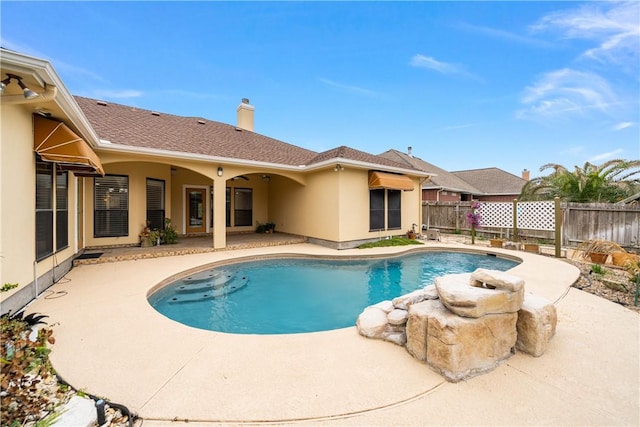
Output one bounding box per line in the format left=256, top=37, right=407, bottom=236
left=512, top=199, right=518, bottom=243
left=555, top=197, right=562, bottom=258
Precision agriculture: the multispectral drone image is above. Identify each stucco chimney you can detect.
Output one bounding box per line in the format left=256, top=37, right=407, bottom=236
left=237, top=98, right=254, bottom=132
left=522, top=169, right=530, bottom=181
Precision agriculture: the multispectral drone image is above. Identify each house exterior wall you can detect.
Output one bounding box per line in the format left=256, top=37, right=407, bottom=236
left=84, top=161, right=172, bottom=247
left=1, top=105, right=37, bottom=289
left=422, top=189, right=462, bottom=202
left=1, top=104, right=82, bottom=313
left=268, top=170, right=340, bottom=240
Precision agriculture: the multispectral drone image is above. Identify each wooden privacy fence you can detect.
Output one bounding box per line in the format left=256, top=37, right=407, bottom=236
left=422, top=200, right=640, bottom=252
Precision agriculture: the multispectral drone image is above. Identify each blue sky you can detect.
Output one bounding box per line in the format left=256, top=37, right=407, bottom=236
left=1, top=1, right=638, bottom=177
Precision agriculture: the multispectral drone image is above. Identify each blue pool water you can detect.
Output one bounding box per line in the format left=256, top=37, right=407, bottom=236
left=148, top=251, right=518, bottom=334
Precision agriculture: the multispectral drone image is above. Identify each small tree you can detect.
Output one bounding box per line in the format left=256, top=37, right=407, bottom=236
left=466, top=201, right=482, bottom=244
left=520, top=159, right=640, bottom=202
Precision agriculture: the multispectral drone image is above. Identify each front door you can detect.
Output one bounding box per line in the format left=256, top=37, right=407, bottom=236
left=186, top=188, right=206, bottom=233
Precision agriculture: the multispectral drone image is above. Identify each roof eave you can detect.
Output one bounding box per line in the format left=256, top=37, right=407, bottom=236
left=96, top=141, right=435, bottom=177
left=0, top=49, right=102, bottom=148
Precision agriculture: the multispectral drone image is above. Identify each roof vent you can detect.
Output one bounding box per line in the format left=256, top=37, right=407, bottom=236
left=151, top=111, right=160, bottom=116
left=235, top=127, right=242, bottom=132
left=97, top=101, right=108, bottom=106
left=197, top=120, right=206, bottom=125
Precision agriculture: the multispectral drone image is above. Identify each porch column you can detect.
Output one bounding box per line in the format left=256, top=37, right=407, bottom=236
left=213, top=176, right=226, bottom=249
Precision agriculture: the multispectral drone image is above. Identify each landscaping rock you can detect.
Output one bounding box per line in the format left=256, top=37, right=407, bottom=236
left=372, top=300, right=394, bottom=313
left=516, top=294, right=557, bottom=357
left=436, top=273, right=524, bottom=318
left=423, top=301, right=518, bottom=382
left=470, top=268, right=525, bottom=292
left=356, top=307, right=388, bottom=338
left=392, top=286, right=438, bottom=310
left=387, top=309, right=408, bottom=325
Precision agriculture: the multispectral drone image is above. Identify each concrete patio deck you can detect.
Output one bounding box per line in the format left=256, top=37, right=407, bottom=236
left=25, top=240, right=640, bottom=426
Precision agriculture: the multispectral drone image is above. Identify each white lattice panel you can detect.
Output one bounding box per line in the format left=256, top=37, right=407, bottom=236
left=516, top=201, right=555, bottom=230
left=479, top=202, right=513, bottom=227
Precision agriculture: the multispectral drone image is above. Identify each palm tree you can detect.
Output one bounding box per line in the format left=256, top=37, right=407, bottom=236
left=520, top=159, right=640, bottom=202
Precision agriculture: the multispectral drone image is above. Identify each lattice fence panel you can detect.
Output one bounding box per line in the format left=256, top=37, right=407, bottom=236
left=479, top=202, right=513, bottom=228
left=517, top=201, right=555, bottom=230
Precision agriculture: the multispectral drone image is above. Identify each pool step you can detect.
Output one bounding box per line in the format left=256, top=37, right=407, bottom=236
left=181, top=270, right=229, bottom=285
left=168, top=276, right=248, bottom=303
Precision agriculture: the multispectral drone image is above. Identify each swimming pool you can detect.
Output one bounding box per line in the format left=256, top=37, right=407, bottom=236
left=148, top=250, right=518, bottom=334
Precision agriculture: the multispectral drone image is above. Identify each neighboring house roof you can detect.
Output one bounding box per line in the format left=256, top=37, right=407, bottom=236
left=379, top=149, right=527, bottom=196
left=75, top=96, right=424, bottom=175
left=451, top=167, right=526, bottom=196
left=379, top=149, right=478, bottom=193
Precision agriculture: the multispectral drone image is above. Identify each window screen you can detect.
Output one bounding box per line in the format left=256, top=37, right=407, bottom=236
left=233, top=188, right=252, bottom=226
left=95, top=175, right=129, bottom=237
left=369, top=189, right=385, bottom=231
left=36, top=160, right=53, bottom=260
left=146, top=178, right=165, bottom=230
left=387, top=190, right=401, bottom=229
left=56, top=171, right=69, bottom=250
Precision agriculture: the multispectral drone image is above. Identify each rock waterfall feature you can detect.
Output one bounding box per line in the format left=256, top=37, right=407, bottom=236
left=356, top=268, right=557, bottom=382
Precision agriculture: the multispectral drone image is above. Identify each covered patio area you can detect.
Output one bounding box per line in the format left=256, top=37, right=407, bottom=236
left=74, top=233, right=307, bottom=265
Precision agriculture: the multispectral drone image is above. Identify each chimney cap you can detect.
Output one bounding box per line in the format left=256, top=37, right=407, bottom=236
left=241, top=98, right=250, bottom=104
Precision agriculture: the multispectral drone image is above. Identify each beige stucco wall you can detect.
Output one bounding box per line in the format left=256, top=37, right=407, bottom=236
left=85, top=161, right=172, bottom=247
left=0, top=104, right=83, bottom=293
left=1, top=105, right=37, bottom=288
left=268, top=167, right=421, bottom=244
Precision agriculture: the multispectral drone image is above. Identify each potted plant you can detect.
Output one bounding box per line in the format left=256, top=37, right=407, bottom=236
left=489, top=238, right=505, bottom=248
left=162, top=218, right=179, bottom=244
left=574, top=239, right=626, bottom=264
left=139, top=221, right=154, bottom=247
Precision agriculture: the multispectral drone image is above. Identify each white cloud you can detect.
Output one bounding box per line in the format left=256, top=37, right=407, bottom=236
left=409, top=54, right=482, bottom=82
left=516, top=68, right=619, bottom=120
left=456, top=22, right=555, bottom=48
left=0, top=37, right=106, bottom=82
left=318, top=78, right=378, bottom=97
left=589, top=148, right=624, bottom=162
left=612, top=121, right=634, bottom=131
left=531, top=1, right=640, bottom=68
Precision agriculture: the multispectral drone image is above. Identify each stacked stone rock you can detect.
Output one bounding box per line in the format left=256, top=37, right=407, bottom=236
left=356, top=268, right=557, bottom=382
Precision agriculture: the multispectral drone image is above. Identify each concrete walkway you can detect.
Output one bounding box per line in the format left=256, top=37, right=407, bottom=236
left=26, top=242, right=639, bottom=426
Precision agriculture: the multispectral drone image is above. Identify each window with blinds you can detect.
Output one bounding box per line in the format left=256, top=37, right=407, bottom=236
left=94, top=175, right=129, bottom=237
left=146, top=178, right=165, bottom=230
left=36, top=160, right=54, bottom=260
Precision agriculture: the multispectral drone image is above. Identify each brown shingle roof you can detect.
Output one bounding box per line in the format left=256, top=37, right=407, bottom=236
left=75, top=97, right=425, bottom=173
left=75, top=96, right=318, bottom=167
left=452, top=167, right=526, bottom=195
left=309, top=146, right=415, bottom=170
left=379, top=149, right=479, bottom=193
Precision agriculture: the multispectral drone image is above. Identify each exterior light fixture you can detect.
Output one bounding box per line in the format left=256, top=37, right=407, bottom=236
left=262, top=175, right=271, bottom=183
left=0, top=73, right=39, bottom=99
left=217, top=166, right=223, bottom=177
left=334, top=164, right=344, bottom=172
